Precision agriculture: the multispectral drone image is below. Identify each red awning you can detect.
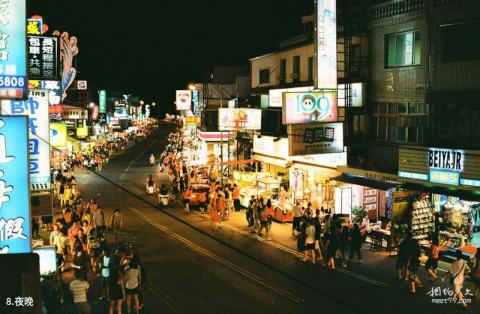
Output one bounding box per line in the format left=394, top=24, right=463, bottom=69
left=219, top=159, right=258, bottom=166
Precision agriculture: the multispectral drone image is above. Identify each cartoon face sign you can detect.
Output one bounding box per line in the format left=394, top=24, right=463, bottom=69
left=178, top=93, right=190, bottom=104
left=300, top=95, right=316, bottom=113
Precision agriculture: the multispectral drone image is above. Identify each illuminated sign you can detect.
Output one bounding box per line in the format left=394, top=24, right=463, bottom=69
left=218, top=108, right=262, bottom=131
left=316, top=0, right=337, bottom=89
left=27, top=36, right=60, bottom=80
left=27, top=18, right=42, bottom=35
left=192, top=89, right=200, bottom=116
left=0, top=116, right=31, bottom=254
left=2, top=90, right=51, bottom=191
left=338, top=83, right=364, bottom=107
left=430, top=170, right=459, bottom=186
left=268, top=86, right=313, bottom=108
left=99, top=90, right=107, bottom=113
left=398, top=171, right=428, bottom=181
left=428, top=148, right=463, bottom=172
left=77, top=80, right=87, bottom=90
left=0, top=0, right=27, bottom=99
left=283, top=91, right=338, bottom=124
left=186, top=116, right=197, bottom=126
left=91, top=105, right=99, bottom=121
left=288, top=122, right=343, bottom=155
left=176, top=90, right=192, bottom=111
left=50, top=123, right=67, bottom=147
left=460, top=179, right=480, bottom=188
left=76, top=127, right=88, bottom=138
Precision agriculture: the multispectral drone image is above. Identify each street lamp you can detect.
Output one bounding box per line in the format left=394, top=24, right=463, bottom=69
left=89, top=102, right=95, bottom=108
left=188, top=84, right=196, bottom=90
left=151, top=102, right=156, bottom=107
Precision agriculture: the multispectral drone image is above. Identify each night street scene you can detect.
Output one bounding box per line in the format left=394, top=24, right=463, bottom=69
left=1, top=0, right=480, bottom=313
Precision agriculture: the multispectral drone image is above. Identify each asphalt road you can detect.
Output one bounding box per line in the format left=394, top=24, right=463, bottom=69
left=75, top=122, right=478, bottom=314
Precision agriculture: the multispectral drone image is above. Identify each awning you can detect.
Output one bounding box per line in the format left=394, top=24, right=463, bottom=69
left=332, top=174, right=401, bottom=191
left=254, top=154, right=288, bottom=168
left=403, top=182, right=480, bottom=202
left=220, top=159, right=257, bottom=166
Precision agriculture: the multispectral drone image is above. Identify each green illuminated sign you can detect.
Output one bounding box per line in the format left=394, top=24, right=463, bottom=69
left=99, top=90, right=107, bottom=113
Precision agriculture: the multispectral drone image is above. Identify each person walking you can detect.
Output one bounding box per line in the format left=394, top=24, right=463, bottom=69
left=326, top=228, right=338, bottom=270
left=443, top=250, right=471, bottom=308
left=265, top=199, right=275, bottom=237
left=472, top=249, right=480, bottom=298
left=183, top=186, right=192, bottom=212
left=110, top=208, right=123, bottom=244
left=396, top=234, right=411, bottom=281
left=313, top=212, right=323, bottom=262
left=232, top=184, right=241, bottom=212
left=425, top=237, right=440, bottom=281
left=407, top=235, right=423, bottom=294
left=246, top=195, right=255, bottom=227
left=292, top=200, right=302, bottom=236
left=125, top=258, right=142, bottom=314
left=69, top=270, right=91, bottom=314
left=92, top=206, right=106, bottom=231
left=209, top=194, right=219, bottom=231
left=303, top=218, right=316, bottom=263
left=252, top=198, right=259, bottom=234
left=338, top=225, right=349, bottom=268
left=199, top=191, right=207, bottom=212
left=349, top=223, right=363, bottom=263
left=216, top=192, right=226, bottom=226
left=101, top=247, right=111, bottom=299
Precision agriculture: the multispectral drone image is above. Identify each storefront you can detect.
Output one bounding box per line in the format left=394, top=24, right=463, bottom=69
left=398, top=146, right=480, bottom=252
left=196, top=129, right=230, bottom=167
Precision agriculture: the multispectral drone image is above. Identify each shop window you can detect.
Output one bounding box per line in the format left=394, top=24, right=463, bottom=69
left=441, top=20, right=480, bottom=62
left=386, top=31, right=421, bottom=67
left=259, top=69, right=270, bottom=84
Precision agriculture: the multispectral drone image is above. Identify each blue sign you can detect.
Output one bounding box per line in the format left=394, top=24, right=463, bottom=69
left=430, top=170, right=459, bottom=186
left=0, top=0, right=27, bottom=99
left=192, top=90, right=199, bottom=116
left=0, top=116, right=30, bottom=254
left=398, top=171, right=429, bottom=181
left=460, top=179, right=480, bottom=188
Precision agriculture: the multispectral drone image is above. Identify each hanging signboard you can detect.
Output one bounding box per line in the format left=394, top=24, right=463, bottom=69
left=0, top=116, right=31, bottom=254
left=99, top=90, right=107, bottom=113
left=76, top=127, right=88, bottom=138
left=91, top=105, right=99, bottom=121
left=218, top=108, right=262, bottom=131
left=27, top=35, right=60, bottom=81
left=2, top=89, right=51, bottom=191
left=0, top=0, right=28, bottom=99
left=27, top=18, right=43, bottom=35
left=50, top=123, right=67, bottom=147
left=176, top=90, right=192, bottom=111
left=192, top=89, right=200, bottom=116
left=185, top=116, right=197, bottom=126
left=316, top=0, right=337, bottom=89
left=288, top=122, right=343, bottom=155
left=283, top=91, right=338, bottom=124
left=29, top=80, right=62, bottom=105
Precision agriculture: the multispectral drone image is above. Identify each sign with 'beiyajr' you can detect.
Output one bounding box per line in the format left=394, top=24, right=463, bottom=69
left=0, top=116, right=31, bottom=254
left=428, top=148, right=463, bottom=172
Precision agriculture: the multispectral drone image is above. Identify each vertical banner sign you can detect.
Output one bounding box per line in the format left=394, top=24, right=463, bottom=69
left=0, top=0, right=28, bottom=99
left=2, top=90, right=51, bottom=191
left=99, top=90, right=106, bottom=113
left=0, top=116, right=31, bottom=254
left=316, top=0, right=337, bottom=89
left=192, top=89, right=199, bottom=116
left=27, top=36, right=60, bottom=80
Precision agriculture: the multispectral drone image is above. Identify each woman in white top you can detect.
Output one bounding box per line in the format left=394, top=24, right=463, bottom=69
left=443, top=250, right=471, bottom=308
left=303, top=218, right=316, bottom=263
left=125, top=258, right=141, bottom=314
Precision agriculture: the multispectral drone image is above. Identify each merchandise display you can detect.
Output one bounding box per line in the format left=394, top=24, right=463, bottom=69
left=410, top=199, right=433, bottom=245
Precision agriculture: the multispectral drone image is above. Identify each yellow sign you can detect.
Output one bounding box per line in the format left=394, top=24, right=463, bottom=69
left=186, top=116, right=197, bottom=126
left=50, top=123, right=67, bottom=147
left=76, top=127, right=88, bottom=138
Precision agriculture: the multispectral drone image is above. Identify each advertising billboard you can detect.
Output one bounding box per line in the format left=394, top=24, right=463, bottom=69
left=2, top=89, right=51, bottom=191
left=316, top=0, right=337, bottom=89
left=99, top=90, right=107, bottom=113
left=176, top=90, right=191, bottom=111
left=192, top=89, right=200, bottom=116
left=0, top=116, right=31, bottom=254
left=50, top=123, right=67, bottom=147
left=269, top=86, right=314, bottom=108
left=76, top=127, right=88, bottom=138
left=185, top=116, right=197, bottom=126
left=27, top=36, right=60, bottom=81
left=283, top=91, right=338, bottom=124
left=288, top=122, right=343, bottom=156
left=29, top=80, right=62, bottom=105
left=218, top=108, right=262, bottom=131
left=0, top=0, right=27, bottom=99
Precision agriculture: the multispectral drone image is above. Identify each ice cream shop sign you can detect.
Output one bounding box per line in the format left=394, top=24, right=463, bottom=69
left=428, top=148, right=463, bottom=172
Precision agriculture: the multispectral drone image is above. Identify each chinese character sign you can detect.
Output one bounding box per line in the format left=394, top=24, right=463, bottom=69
left=192, top=89, right=199, bottom=116
left=26, top=18, right=42, bottom=35
left=316, top=0, right=337, bottom=89
left=0, top=0, right=27, bottom=99
left=1, top=90, right=50, bottom=191
left=27, top=36, right=59, bottom=80
left=288, top=122, right=343, bottom=155
left=283, top=91, right=338, bottom=124
left=0, top=116, right=30, bottom=254
left=99, top=90, right=106, bottom=113
left=218, top=108, right=262, bottom=131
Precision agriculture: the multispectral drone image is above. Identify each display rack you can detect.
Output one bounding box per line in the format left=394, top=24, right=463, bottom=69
left=410, top=200, right=433, bottom=244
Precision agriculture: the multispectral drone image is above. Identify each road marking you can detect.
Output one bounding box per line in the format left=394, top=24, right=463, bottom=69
left=190, top=211, right=389, bottom=287
left=129, top=207, right=304, bottom=304
left=120, top=137, right=159, bottom=179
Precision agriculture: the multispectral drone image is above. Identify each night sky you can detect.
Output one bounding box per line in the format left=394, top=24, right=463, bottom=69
left=29, top=0, right=314, bottom=114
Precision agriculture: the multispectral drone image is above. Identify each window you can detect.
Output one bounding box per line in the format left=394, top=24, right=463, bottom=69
left=292, top=56, right=300, bottom=82
left=441, top=21, right=480, bottom=62
left=307, top=57, right=313, bottom=82
left=259, top=69, right=270, bottom=84
left=386, top=31, right=421, bottom=67
left=279, top=59, right=286, bottom=83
